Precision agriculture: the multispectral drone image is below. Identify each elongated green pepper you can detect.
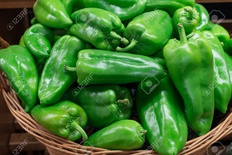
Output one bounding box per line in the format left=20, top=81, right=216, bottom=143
left=65, top=49, right=167, bottom=85
left=209, top=23, right=230, bottom=46
left=116, top=10, right=173, bottom=56
left=23, top=23, right=54, bottom=64
left=61, top=0, right=85, bottom=16
left=38, top=35, right=86, bottom=106
left=194, top=3, right=209, bottom=31
left=33, top=0, right=73, bottom=29
left=163, top=24, right=214, bottom=135
left=172, top=6, right=199, bottom=38
left=82, top=0, right=147, bottom=21
left=0, top=45, right=39, bottom=112
left=201, top=30, right=231, bottom=113
left=145, top=0, right=195, bottom=15
left=70, top=8, right=128, bottom=50
left=83, top=120, right=146, bottom=150
left=136, top=76, right=188, bottom=155
left=31, top=100, right=88, bottom=141
left=65, top=84, right=133, bottom=128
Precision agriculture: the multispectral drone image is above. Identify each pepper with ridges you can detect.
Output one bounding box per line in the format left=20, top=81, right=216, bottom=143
left=82, top=0, right=147, bottom=21
left=116, top=9, right=173, bottom=56
left=172, top=6, right=199, bottom=38
left=201, top=30, right=231, bottom=113
left=64, top=84, right=133, bottom=128
left=23, top=23, right=54, bottom=64
left=145, top=0, right=195, bottom=15
left=136, top=76, right=188, bottom=155
left=194, top=3, right=209, bottom=31
left=38, top=35, right=86, bottom=106
left=0, top=45, right=39, bottom=112
left=33, top=0, right=73, bottom=29
left=83, top=120, right=146, bottom=150
left=69, top=8, right=128, bottom=51
left=65, top=49, right=167, bottom=85
left=163, top=24, right=214, bottom=135
left=30, top=100, right=88, bottom=141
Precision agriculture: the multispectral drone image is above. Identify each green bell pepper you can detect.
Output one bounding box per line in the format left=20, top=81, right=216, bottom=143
left=201, top=30, right=231, bottom=113
left=116, top=9, right=173, bottom=56
left=69, top=8, right=128, bottom=51
left=0, top=45, right=39, bottom=112
left=163, top=24, right=214, bottom=135
left=19, top=35, right=25, bottom=47
left=224, top=39, right=232, bottom=56
left=65, top=49, right=167, bottom=85
left=23, top=23, right=54, bottom=64
left=172, top=6, right=199, bottom=38
left=224, top=53, right=232, bottom=98
left=65, top=84, right=133, bottom=128
left=194, top=3, right=209, bottom=31
left=38, top=35, right=86, bottom=106
left=31, top=100, right=88, bottom=141
left=136, top=76, right=188, bottom=155
left=33, top=0, right=73, bottom=29
left=82, top=0, right=147, bottom=21
left=145, top=0, right=195, bottom=16
left=61, top=0, right=85, bottom=16
left=83, top=119, right=146, bottom=150
left=209, top=23, right=230, bottom=46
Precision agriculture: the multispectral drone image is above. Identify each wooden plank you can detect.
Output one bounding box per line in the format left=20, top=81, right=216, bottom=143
left=9, top=133, right=45, bottom=152
left=0, top=0, right=35, bottom=9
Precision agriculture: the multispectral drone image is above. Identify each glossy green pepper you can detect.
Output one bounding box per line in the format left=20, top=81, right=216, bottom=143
left=194, top=3, right=209, bottom=31
left=0, top=45, right=39, bottom=112
left=145, top=0, right=195, bottom=15
left=33, top=0, right=73, bottom=29
left=31, top=100, right=88, bottom=141
left=209, top=23, right=230, bottom=46
left=201, top=30, right=231, bottom=113
left=83, top=120, right=146, bottom=150
left=172, top=6, right=199, bottom=38
left=64, top=84, right=133, bottom=128
left=23, top=23, right=54, bottom=64
left=224, top=53, right=232, bottom=98
left=61, top=0, right=85, bottom=16
left=82, top=0, right=147, bottom=21
left=38, top=35, right=86, bottom=106
left=163, top=24, right=214, bottom=135
left=69, top=8, right=128, bottom=51
left=136, top=76, right=188, bottom=155
left=116, top=10, right=173, bottom=56
left=19, top=35, right=25, bottom=47
left=65, top=49, right=167, bottom=85
left=224, top=39, right=232, bottom=56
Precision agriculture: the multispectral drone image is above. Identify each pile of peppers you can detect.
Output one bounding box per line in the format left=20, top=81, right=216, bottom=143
left=1, top=0, right=232, bottom=155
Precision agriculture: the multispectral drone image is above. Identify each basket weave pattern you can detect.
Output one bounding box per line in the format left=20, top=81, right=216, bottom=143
left=0, top=37, right=232, bottom=155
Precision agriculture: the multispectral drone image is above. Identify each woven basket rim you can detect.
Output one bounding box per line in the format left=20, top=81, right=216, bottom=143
left=1, top=38, right=232, bottom=155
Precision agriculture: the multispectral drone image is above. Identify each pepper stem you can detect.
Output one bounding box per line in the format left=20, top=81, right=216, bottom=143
left=178, top=23, right=187, bottom=44
left=117, top=99, right=129, bottom=105
left=64, top=65, right=76, bottom=72
left=184, top=8, right=194, bottom=20
left=70, top=121, right=88, bottom=141
left=109, top=31, right=129, bottom=45
left=116, top=39, right=138, bottom=52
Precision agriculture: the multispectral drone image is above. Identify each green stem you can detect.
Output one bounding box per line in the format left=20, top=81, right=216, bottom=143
left=109, top=31, right=129, bottom=45
left=64, top=65, right=76, bottom=72
left=117, top=99, right=129, bottom=105
left=116, top=39, right=138, bottom=52
left=70, top=121, right=88, bottom=141
left=178, top=23, right=187, bottom=44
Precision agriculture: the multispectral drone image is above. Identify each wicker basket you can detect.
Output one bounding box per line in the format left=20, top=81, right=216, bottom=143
left=0, top=37, right=232, bottom=155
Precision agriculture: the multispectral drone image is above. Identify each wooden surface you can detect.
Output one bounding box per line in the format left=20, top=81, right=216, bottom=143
left=0, top=0, right=35, bottom=9
left=197, top=0, right=232, bottom=3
